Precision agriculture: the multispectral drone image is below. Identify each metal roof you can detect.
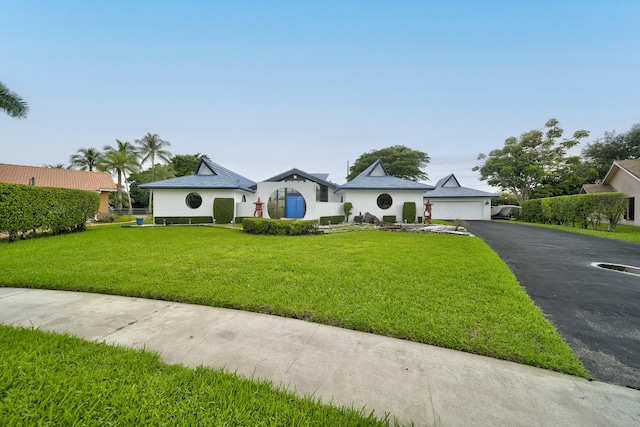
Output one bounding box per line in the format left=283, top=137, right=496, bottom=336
left=260, top=168, right=338, bottom=189
left=140, top=159, right=256, bottom=192
left=424, top=173, right=498, bottom=198
left=337, top=160, right=433, bottom=191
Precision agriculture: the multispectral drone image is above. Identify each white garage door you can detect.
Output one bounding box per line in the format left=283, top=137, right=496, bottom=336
left=432, top=201, right=485, bottom=220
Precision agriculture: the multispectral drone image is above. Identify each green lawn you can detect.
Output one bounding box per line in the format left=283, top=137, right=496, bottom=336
left=0, top=224, right=587, bottom=377
left=0, top=325, right=392, bottom=426
left=513, top=221, right=640, bottom=243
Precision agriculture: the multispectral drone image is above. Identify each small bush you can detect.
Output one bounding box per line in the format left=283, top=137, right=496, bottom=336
left=213, top=198, right=234, bottom=224
left=319, top=216, right=344, bottom=226
left=95, top=212, right=116, bottom=223
left=403, top=202, right=416, bottom=223
left=154, top=216, right=213, bottom=225
left=242, top=218, right=318, bottom=235
left=382, top=215, right=396, bottom=223
left=234, top=216, right=253, bottom=224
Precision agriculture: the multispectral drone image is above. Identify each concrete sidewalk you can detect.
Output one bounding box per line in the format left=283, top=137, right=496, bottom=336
left=1, top=288, right=639, bottom=426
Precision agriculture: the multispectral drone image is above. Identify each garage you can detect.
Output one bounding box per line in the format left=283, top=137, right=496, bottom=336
left=431, top=200, right=485, bottom=220
left=424, top=174, right=497, bottom=221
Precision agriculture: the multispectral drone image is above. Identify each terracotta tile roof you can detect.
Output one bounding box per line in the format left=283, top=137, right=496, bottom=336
left=0, top=163, right=116, bottom=192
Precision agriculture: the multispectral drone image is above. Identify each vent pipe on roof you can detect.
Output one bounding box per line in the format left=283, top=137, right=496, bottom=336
left=30, top=177, right=35, bottom=185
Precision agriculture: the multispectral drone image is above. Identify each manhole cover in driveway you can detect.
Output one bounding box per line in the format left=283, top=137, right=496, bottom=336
left=591, top=262, right=640, bottom=276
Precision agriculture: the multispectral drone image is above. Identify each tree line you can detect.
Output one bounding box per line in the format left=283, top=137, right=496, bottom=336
left=474, top=118, right=640, bottom=204
left=64, top=135, right=209, bottom=211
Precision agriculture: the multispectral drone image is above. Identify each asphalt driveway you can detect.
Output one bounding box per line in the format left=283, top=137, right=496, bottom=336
left=466, top=221, right=640, bottom=389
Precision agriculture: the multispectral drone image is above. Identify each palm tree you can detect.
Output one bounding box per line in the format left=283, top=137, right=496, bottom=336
left=69, top=147, right=102, bottom=171
left=0, top=81, right=29, bottom=119
left=135, top=133, right=172, bottom=177
left=99, top=140, right=139, bottom=213
left=135, top=133, right=172, bottom=213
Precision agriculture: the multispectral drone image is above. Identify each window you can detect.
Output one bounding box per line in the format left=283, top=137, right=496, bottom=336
left=268, top=187, right=306, bottom=219
left=316, top=184, right=328, bottom=202
left=242, top=195, right=246, bottom=202
left=185, top=192, right=202, bottom=209
left=377, top=193, right=392, bottom=210
left=625, top=197, right=635, bottom=220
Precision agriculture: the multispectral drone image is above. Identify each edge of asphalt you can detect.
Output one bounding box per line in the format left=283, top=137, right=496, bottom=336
left=1, top=287, right=639, bottom=426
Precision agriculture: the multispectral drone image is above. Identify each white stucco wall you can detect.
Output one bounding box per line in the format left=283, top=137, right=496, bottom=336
left=152, top=189, right=251, bottom=218
left=341, top=190, right=425, bottom=222
left=425, top=198, right=492, bottom=220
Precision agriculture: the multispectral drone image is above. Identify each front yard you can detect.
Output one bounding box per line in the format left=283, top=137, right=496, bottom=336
left=0, top=224, right=586, bottom=377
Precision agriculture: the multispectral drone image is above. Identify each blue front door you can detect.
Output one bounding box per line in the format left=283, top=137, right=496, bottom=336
left=286, top=195, right=305, bottom=218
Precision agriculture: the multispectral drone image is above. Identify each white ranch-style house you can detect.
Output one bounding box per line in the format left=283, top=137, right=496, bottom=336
left=140, top=158, right=497, bottom=224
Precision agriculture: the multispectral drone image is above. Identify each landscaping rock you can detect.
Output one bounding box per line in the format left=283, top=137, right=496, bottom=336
left=363, top=212, right=380, bottom=225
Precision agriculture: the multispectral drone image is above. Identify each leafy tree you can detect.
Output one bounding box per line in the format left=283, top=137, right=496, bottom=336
left=69, top=147, right=102, bottom=172
left=0, top=81, right=28, bottom=119
left=532, top=155, right=598, bottom=199
left=99, top=140, right=139, bottom=211
left=474, top=119, right=590, bottom=204
left=43, top=164, right=67, bottom=168
left=171, top=153, right=210, bottom=177
left=128, top=164, right=176, bottom=208
left=347, top=145, right=430, bottom=181
left=582, top=123, right=640, bottom=180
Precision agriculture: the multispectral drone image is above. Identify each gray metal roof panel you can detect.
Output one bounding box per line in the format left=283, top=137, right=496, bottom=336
left=424, top=187, right=499, bottom=198
left=140, top=159, right=256, bottom=192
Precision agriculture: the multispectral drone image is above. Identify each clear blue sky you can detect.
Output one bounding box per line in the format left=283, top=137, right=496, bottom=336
left=2, top=0, right=639, bottom=191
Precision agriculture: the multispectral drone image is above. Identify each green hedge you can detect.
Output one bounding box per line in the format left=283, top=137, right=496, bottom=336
left=319, top=216, right=344, bottom=225
left=242, top=218, right=318, bottom=235
left=154, top=216, right=213, bottom=225
left=213, top=198, right=234, bottom=224
left=234, top=216, right=253, bottom=224
left=0, top=183, right=100, bottom=241
left=522, top=192, right=628, bottom=231
left=403, top=202, right=416, bottom=223
left=382, top=215, right=396, bottom=223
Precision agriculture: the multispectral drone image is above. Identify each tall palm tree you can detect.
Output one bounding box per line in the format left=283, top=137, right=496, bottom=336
left=99, top=140, right=139, bottom=212
left=135, top=133, right=172, bottom=213
left=70, top=147, right=102, bottom=171
left=0, top=81, right=29, bottom=119
left=135, top=133, right=172, bottom=178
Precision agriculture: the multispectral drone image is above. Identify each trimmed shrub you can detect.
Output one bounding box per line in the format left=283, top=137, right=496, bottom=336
left=382, top=215, right=396, bottom=223
left=154, top=216, right=213, bottom=225
left=319, top=216, right=344, bottom=225
left=242, top=218, right=318, bottom=235
left=0, top=183, right=99, bottom=241
left=213, top=198, right=234, bottom=224
left=403, top=202, right=416, bottom=223
left=234, top=216, right=253, bottom=224
left=343, top=202, right=353, bottom=222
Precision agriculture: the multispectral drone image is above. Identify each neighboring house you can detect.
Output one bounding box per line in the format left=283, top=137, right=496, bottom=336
left=141, top=158, right=498, bottom=224
left=423, top=174, right=498, bottom=220
left=139, top=159, right=257, bottom=224
left=0, top=163, right=117, bottom=214
left=337, top=160, right=433, bottom=222
left=580, top=159, right=640, bottom=226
